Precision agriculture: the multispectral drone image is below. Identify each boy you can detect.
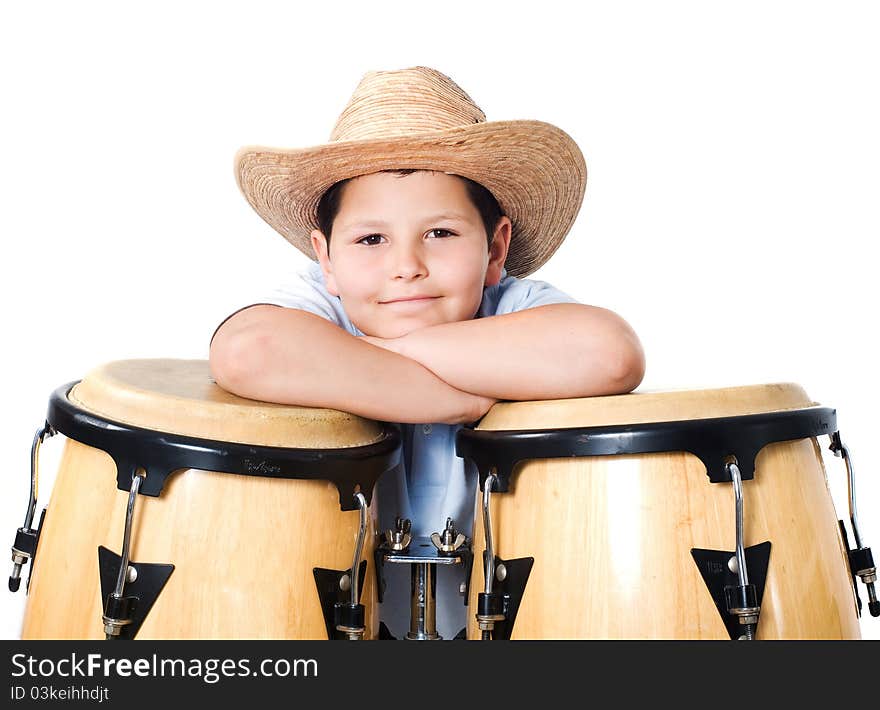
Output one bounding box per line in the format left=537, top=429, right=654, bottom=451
left=210, top=67, right=645, bottom=639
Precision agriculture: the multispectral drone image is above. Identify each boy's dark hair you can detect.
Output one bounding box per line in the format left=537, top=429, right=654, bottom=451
left=316, top=170, right=503, bottom=248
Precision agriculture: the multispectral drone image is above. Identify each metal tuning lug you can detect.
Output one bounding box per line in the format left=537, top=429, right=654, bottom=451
left=103, top=473, right=143, bottom=639
left=848, top=547, right=878, bottom=618
left=476, top=474, right=505, bottom=640
left=830, top=433, right=879, bottom=617
left=9, top=424, right=56, bottom=593
left=725, top=459, right=761, bottom=639
left=430, top=517, right=467, bottom=556
left=334, top=492, right=369, bottom=640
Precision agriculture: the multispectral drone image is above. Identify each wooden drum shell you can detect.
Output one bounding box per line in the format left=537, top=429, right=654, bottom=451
left=466, top=384, right=860, bottom=639
left=21, top=359, right=385, bottom=640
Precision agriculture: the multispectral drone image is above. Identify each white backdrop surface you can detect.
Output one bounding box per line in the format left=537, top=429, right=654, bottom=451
left=2, top=1, right=878, bottom=639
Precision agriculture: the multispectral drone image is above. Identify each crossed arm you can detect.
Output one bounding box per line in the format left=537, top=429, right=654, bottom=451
left=209, top=303, right=645, bottom=425
left=360, top=303, right=644, bottom=401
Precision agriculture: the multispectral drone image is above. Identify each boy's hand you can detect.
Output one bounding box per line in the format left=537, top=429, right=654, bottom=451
left=469, top=393, right=499, bottom=423
left=360, top=333, right=498, bottom=422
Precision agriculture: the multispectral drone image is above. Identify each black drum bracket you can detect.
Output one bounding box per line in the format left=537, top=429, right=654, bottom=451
left=313, top=561, right=367, bottom=640
left=372, top=543, right=387, bottom=604
left=838, top=521, right=866, bottom=617
left=485, top=554, right=534, bottom=640
left=48, top=382, right=401, bottom=511
left=457, top=407, right=837, bottom=491
left=97, top=546, right=174, bottom=641
left=25, top=508, right=48, bottom=595
left=691, top=542, right=771, bottom=640
left=460, top=546, right=475, bottom=608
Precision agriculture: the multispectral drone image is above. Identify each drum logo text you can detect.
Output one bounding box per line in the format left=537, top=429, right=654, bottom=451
left=244, top=459, right=281, bottom=475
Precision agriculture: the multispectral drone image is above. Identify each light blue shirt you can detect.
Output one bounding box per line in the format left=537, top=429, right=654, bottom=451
left=255, top=260, right=578, bottom=639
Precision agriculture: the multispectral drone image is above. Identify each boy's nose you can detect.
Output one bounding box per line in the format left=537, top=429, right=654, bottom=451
left=391, top=244, right=428, bottom=280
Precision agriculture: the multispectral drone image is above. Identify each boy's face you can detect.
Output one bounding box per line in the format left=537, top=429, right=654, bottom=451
left=311, top=171, right=511, bottom=338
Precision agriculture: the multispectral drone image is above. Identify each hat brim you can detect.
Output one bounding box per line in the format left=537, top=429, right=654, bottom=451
left=234, top=120, right=586, bottom=278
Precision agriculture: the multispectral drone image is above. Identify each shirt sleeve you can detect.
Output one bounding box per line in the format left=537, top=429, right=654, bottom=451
left=479, top=268, right=580, bottom=317
left=210, top=261, right=355, bottom=345
left=254, top=263, right=343, bottom=324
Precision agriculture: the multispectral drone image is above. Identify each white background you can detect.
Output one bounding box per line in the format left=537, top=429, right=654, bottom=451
left=2, top=1, right=877, bottom=639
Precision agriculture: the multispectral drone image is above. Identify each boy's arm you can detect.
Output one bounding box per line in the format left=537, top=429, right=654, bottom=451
left=365, top=303, right=645, bottom=401
left=209, top=305, right=496, bottom=425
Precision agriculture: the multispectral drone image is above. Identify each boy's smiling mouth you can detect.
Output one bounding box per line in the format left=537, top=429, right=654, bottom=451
left=380, top=296, right=441, bottom=304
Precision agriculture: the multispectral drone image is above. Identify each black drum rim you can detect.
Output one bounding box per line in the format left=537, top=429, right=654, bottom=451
left=456, top=406, right=838, bottom=490
left=46, top=381, right=401, bottom=510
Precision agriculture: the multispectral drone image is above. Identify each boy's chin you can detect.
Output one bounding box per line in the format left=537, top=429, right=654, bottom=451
left=359, top=319, right=440, bottom=340
left=363, top=325, right=420, bottom=339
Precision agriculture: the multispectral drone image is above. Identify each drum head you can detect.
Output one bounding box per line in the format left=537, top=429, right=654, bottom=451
left=478, top=382, right=815, bottom=431
left=68, top=358, right=385, bottom=447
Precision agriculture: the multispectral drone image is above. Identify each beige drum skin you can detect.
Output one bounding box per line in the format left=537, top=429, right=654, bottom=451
left=466, top=383, right=860, bottom=639
left=22, top=359, right=389, bottom=640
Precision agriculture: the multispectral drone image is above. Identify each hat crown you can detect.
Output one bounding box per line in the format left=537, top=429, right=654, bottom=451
left=329, top=66, right=487, bottom=142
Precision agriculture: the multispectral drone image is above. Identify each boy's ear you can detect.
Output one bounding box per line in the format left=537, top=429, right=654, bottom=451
left=311, top=229, right=340, bottom=296
left=484, top=216, right=512, bottom=287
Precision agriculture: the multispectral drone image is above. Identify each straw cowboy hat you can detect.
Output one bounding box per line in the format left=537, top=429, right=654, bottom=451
left=234, top=66, right=587, bottom=278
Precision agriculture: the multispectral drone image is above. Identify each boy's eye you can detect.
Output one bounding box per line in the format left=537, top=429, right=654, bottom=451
left=356, top=230, right=454, bottom=245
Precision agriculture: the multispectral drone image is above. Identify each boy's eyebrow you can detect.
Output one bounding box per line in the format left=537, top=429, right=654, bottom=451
left=339, top=213, right=473, bottom=231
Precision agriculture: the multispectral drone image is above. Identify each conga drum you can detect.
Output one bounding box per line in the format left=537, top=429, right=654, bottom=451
left=458, top=383, right=865, bottom=639
left=16, top=359, right=399, bottom=639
